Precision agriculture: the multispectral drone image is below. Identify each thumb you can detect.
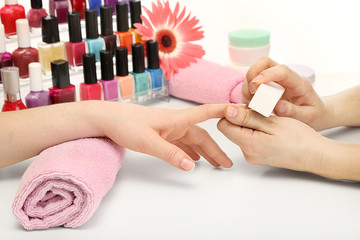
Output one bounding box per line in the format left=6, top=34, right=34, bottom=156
left=143, top=132, right=195, bottom=171
left=274, top=100, right=309, bottom=121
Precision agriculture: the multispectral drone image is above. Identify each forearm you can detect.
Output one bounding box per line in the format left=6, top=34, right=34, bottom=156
left=0, top=101, right=105, bottom=168
left=324, top=85, right=360, bottom=129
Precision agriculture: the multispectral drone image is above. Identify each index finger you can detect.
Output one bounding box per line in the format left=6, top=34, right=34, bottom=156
left=176, top=104, right=229, bottom=126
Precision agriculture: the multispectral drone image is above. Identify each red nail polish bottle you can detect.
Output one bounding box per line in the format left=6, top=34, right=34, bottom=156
left=1, top=67, right=26, bottom=112
left=0, top=0, right=26, bottom=36
left=65, top=12, right=86, bottom=69
left=27, top=0, right=48, bottom=30
left=69, top=0, right=86, bottom=19
left=115, top=3, right=133, bottom=54
left=49, top=60, right=76, bottom=104
left=12, top=19, right=39, bottom=78
left=80, top=53, right=102, bottom=100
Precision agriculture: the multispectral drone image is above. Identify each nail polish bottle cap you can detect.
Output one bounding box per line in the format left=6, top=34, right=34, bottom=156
left=85, top=10, right=99, bottom=39
left=132, top=43, right=145, bottom=73
left=1, top=67, right=20, bottom=95
left=146, top=40, right=160, bottom=69
left=83, top=53, right=98, bottom=84
left=16, top=19, right=31, bottom=48
left=29, top=62, right=43, bottom=92
left=100, top=6, right=113, bottom=37
left=68, top=12, right=82, bottom=43
left=31, top=0, right=43, bottom=9
left=100, top=50, right=114, bottom=80
left=51, top=60, right=71, bottom=89
left=5, top=0, right=18, bottom=5
left=115, top=47, right=129, bottom=76
left=41, top=16, right=60, bottom=44
left=130, top=1, right=142, bottom=28
left=116, top=2, right=129, bottom=32
left=0, top=24, right=6, bottom=53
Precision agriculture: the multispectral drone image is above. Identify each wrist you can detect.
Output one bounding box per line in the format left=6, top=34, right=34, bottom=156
left=77, top=100, right=107, bottom=138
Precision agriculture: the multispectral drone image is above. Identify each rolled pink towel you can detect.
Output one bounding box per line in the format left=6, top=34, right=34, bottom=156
left=169, top=59, right=245, bottom=104
left=12, top=138, right=125, bottom=230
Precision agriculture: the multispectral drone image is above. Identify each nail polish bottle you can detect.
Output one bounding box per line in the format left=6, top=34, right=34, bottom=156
left=131, top=43, right=150, bottom=101
left=115, top=47, right=134, bottom=102
left=130, top=1, right=144, bottom=44
left=65, top=12, right=86, bottom=69
left=1, top=67, right=26, bottom=112
left=88, top=0, right=101, bottom=16
left=12, top=19, right=39, bottom=78
left=27, top=0, right=48, bottom=30
left=0, top=24, right=13, bottom=83
left=69, top=0, right=86, bottom=19
left=100, top=6, right=118, bottom=56
left=146, top=40, right=165, bottom=96
left=49, top=0, right=69, bottom=24
left=38, top=16, right=66, bottom=74
left=115, top=2, right=133, bottom=54
left=99, top=50, right=119, bottom=101
left=80, top=53, right=102, bottom=101
left=25, top=62, right=51, bottom=108
left=104, top=0, right=118, bottom=14
left=49, top=60, right=76, bottom=104
left=0, top=0, right=26, bottom=36
left=84, top=9, right=104, bottom=62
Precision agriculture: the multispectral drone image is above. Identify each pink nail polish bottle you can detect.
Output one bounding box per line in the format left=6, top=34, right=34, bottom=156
left=49, top=0, right=69, bottom=24
left=27, top=0, right=48, bottom=30
left=99, top=50, right=119, bottom=101
left=0, top=24, right=13, bottom=83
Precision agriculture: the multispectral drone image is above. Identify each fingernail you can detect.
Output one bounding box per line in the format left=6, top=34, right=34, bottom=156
left=248, top=82, right=256, bottom=94
left=252, top=75, right=263, bottom=83
left=180, top=158, right=195, bottom=171
left=278, top=102, right=287, bottom=115
left=227, top=106, right=238, bottom=119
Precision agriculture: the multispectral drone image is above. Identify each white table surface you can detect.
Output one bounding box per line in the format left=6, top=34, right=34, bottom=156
left=1, top=0, right=360, bottom=239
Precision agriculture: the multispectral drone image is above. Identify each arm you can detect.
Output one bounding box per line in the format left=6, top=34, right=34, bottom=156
left=218, top=105, right=360, bottom=181
left=0, top=101, right=232, bottom=170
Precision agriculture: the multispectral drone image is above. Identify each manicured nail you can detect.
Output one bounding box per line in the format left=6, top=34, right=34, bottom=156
left=248, top=82, right=256, bottom=94
left=278, top=102, right=287, bottom=115
left=252, top=75, right=263, bottom=83
left=227, top=106, right=238, bottom=118
left=180, top=158, right=195, bottom=171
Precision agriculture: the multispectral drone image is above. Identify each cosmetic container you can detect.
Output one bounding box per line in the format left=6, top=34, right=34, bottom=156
left=49, top=60, right=75, bottom=104
left=12, top=19, right=39, bottom=78
left=228, top=29, right=270, bottom=67
left=84, top=9, right=104, bottom=62
left=0, top=0, right=25, bottom=36
left=104, top=0, right=118, bottom=14
left=1, top=67, right=26, bottom=112
left=131, top=43, right=150, bottom=102
left=49, top=0, right=69, bottom=24
left=146, top=40, right=165, bottom=97
left=80, top=53, right=102, bottom=101
left=99, top=50, right=119, bottom=101
left=66, top=12, right=86, bottom=69
left=129, top=1, right=143, bottom=44
left=0, top=24, right=13, bottom=83
left=100, top=6, right=117, bottom=56
left=38, top=16, right=67, bottom=74
left=69, top=0, right=86, bottom=19
left=27, top=0, right=48, bottom=30
left=115, top=47, right=134, bottom=101
left=25, top=62, right=51, bottom=108
left=115, top=2, right=133, bottom=54
left=88, top=0, right=101, bottom=15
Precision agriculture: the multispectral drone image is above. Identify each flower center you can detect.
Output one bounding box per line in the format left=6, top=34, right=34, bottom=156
left=156, top=29, right=177, bottom=54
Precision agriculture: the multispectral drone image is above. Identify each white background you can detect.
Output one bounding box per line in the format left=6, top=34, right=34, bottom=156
left=1, top=0, right=360, bottom=239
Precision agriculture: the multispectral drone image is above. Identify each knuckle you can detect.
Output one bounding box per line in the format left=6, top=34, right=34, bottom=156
left=237, top=109, right=251, bottom=126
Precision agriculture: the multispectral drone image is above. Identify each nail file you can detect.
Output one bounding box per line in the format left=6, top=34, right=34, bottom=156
left=248, top=82, right=285, bottom=117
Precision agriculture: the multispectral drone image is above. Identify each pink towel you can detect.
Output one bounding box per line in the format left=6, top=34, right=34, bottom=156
left=12, top=138, right=125, bottom=230
left=169, top=59, right=245, bottom=104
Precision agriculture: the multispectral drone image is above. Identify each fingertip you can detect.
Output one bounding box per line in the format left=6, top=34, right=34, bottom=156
left=274, top=100, right=288, bottom=116
left=180, top=158, right=195, bottom=171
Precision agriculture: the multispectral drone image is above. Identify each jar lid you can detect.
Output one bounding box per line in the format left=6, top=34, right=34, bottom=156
left=228, top=29, right=270, bottom=48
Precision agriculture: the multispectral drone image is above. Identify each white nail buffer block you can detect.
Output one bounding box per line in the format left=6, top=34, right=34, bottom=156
left=248, top=82, right=285, bottom=117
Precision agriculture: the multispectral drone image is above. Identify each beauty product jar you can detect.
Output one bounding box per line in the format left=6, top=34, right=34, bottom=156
left=228, top=29, right=270, bottom=67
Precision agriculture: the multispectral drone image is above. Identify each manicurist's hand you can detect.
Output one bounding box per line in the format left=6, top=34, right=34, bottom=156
left=217, top=104, right=345, bottom=179
left=92, top=102, right=233, bottom=171
left=242, top=57, right=331, bottom=131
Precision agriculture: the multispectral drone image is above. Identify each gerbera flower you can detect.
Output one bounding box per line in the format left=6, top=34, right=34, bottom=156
left=134, top=0, right=205, bottom=80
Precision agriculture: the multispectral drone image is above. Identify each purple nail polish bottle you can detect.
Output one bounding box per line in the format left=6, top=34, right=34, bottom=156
left=25, top=62, right=51, bottom=108
left=98, top=50, right=119, bottom=101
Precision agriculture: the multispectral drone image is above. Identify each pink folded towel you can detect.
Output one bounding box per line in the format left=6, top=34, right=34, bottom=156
left=12, top=138, right=125, bottom=230
left=169, top=59, right=245, bottom=104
